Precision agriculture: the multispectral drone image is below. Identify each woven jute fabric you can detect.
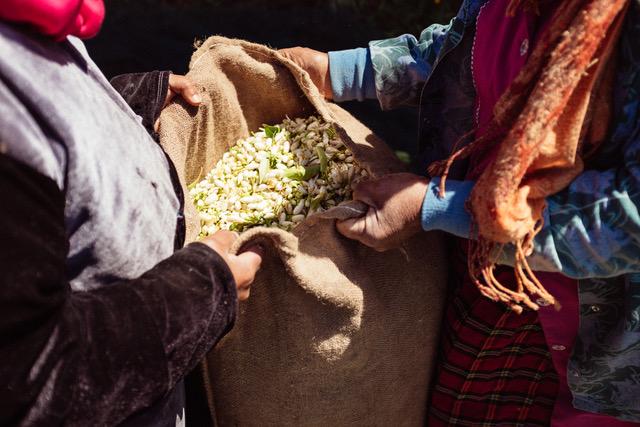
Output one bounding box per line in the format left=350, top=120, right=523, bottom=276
left=158, top=36, right=448, bottom=426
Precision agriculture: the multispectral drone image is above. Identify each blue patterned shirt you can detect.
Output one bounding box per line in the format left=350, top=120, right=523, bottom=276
left=329, top=0, right=640, bottom=421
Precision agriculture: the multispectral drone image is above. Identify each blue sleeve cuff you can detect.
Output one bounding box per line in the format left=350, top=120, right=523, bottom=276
left=328, top=48, right=377, bottom=102
left=421, top=177, right=474, bottom=239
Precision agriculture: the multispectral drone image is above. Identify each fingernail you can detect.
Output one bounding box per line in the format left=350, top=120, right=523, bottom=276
left=192, top=94, right=202, bottom=103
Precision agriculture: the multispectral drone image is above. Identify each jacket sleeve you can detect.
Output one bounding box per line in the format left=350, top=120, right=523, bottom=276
left=328, top=1, right=481, bottom=110
left=525, top=135, right=640, bottom=278
left=0, top=153, right=237, bottom=426
left=110, top=71, right=171, bottom=137
left=421, top=132, right=640, bottom=279
left=328, top=24, right=452, bottom=110
left=367, top=27, right=451, bottom=110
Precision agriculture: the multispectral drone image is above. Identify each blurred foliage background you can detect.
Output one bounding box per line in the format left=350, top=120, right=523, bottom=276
left=87, top=0, right=461, bottom=157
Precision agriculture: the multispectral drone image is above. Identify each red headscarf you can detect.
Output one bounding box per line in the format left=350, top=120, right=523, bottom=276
left=0, top=0, right=105, bottom=40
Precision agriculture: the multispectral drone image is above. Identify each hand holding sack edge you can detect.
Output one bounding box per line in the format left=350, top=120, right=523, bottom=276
left=279, top=46, right=334, bottom=99
left=200, top=231, right=263, bottom=301
left=336, top=173, right=429, bottom=252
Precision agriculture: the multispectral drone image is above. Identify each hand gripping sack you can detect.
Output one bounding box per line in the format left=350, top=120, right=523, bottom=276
left=158, top=36, right=448, bottom=427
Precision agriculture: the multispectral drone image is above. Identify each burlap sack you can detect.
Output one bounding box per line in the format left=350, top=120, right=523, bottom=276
left=158, top=36, right=448, bottom=427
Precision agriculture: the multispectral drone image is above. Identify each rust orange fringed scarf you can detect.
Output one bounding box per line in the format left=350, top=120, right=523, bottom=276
left=428, top=0, right=630, bottom=313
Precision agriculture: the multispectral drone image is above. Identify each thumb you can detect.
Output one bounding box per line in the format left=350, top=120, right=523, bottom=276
left=351, top=179, right=379, bottom=208
left=336, top=216, right=367, bottom=242
left=168, top=75, right=202, bottom=106
left=232, top=246, right=264, bottom=288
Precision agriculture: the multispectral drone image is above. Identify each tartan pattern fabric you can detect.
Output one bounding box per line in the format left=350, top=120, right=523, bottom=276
left=427, top=255, right=559, bottom=426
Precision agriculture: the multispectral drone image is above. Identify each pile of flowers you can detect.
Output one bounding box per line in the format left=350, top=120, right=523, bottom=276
left=189, top=115, right=369, bottom=236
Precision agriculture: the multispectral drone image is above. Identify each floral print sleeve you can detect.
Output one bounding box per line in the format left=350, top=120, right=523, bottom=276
left=369, top=27, right=450, bottom=110
left=369, top=0, right=483, bottom=110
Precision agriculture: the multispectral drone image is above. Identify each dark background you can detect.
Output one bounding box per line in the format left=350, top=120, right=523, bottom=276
left=87, top=0, right=461, bottom=156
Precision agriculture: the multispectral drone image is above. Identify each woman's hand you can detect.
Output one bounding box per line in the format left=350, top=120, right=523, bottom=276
left=279, top=47, right=333, bottom=99
left=200, top=231, right=264, bottom=301
left=337, top=173, right=429, bottom=251
left=155, top=74, right=202, bottom=131
left=163, top=74, right=202, bottom=108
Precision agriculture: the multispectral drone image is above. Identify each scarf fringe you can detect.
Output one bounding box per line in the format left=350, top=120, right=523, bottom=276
left=466, top=217, right=556, bottom=314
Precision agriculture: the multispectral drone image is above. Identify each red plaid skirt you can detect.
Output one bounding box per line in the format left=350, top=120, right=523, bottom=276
left=427, top=248, right=559, bottom=426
